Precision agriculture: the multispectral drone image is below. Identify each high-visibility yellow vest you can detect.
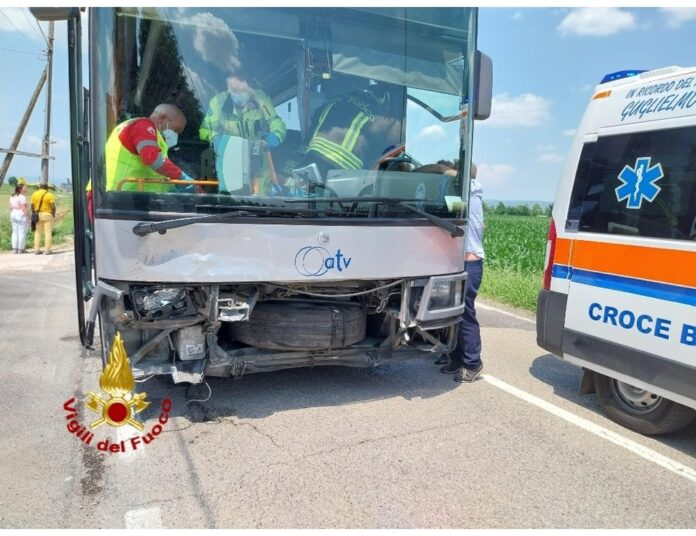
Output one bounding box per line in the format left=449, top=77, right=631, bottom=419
left=305, top=95, right=376, bottom=170
left=199, top=90, right=286, bottom=143
left=105, top=120, right=172, bottom=193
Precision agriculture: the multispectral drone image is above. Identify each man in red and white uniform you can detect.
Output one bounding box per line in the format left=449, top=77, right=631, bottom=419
left=105, top=103, right=193, bottom=192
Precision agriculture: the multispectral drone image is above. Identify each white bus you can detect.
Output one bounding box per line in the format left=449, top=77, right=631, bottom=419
left=33, top=7, right=492, bottom=385
left=537, top=66, right=696, bottom=435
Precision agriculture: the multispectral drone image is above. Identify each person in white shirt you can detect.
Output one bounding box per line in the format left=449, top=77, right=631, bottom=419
left=9, top=179, right=30, bottom=254
left=438, top=162, right=485, bottom=382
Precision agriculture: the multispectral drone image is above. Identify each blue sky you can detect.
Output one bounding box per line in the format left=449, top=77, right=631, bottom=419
left=474, top=7, right=696, bottom=202
left=1, top=7, right=695, bottom=201
left=0, top=7, right=75, bottom=185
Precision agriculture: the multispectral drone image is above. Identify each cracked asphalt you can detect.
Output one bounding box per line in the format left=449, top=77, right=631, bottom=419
left=1, top=265, right=695, bottom=528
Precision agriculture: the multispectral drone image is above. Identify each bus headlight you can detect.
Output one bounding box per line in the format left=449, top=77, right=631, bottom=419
left=415, top=273, right=467, bottom=323
left=428, top=280, right=464, bottom=310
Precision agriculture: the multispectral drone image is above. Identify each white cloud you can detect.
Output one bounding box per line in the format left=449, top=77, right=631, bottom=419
left=562, top=129, right=576, bottom=137
left=51, top=137, right=69, bottom=151
left=23, top=135, right=42, bottom=150
left=660, top=8, right=696, bottom=28
left=477, top=163, right=517, bottom=184
left=538, top=153, right=564, bottom=163
left=417, top=124, right=447, bottom=141
left=558, top=8, right=636, bottom=37
left=536, top=144, right=564, bottom=162
left=484, top=93, right=552, bottom=128
left=188, top=12, right=240, bottom=74
left=572, top=84, right=594, bottom=93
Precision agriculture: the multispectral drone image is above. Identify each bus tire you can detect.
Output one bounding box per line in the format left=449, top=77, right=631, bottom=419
left=594, top=373, right=696, bottom=435
left=228, top=301, right=366, bottom=351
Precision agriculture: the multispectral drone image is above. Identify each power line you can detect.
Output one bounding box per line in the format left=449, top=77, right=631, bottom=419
left=23, top=8, right=47, bottom=46
left=36, top=21, right=47, bottom=45
left=32, top=14, right=48, bottom=46
left=0, top=46, right=42, bottom=57
left=0, top=8, right=42, bottom=51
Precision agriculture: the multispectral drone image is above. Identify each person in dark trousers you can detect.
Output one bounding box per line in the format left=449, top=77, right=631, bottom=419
left=438, top=162, right=485, bottom=382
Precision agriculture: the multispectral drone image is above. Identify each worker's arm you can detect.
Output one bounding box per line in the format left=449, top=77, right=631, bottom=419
left=256, top=91, right=287, bottom=143
left=128, top=120, right=184, bottom=180
left=199, top=95, right=221, bottom=143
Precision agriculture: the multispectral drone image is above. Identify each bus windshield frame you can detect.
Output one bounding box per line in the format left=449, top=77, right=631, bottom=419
left=90, top=7, right=477, bottom=223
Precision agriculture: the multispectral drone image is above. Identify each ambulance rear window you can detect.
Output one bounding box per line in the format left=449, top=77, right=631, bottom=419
left=566, top=125, right=696, bottom=241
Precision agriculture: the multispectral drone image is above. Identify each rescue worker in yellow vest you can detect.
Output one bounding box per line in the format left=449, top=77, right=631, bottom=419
left=105, top=104, right=193, bottom=193
left=303, top=84, right=401, bottom=179
left=199, top=73, right=286, bottom=194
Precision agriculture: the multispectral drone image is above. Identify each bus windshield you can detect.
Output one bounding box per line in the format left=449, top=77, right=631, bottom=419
left=91, top=7, right=476, bottom=220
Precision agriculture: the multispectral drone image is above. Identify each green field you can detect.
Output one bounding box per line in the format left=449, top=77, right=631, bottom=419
left=479, top=214, right=550, bottom=311
left=0, top=184, right=74, bottom=251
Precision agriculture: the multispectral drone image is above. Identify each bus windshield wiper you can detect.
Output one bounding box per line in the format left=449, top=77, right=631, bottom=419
left=285, top=197, right=464, bottom=237
left=132, top=204, right=342, bottom=236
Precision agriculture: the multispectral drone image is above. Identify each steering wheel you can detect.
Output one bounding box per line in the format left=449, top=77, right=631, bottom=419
left=378, top=155, right=414, bottom=172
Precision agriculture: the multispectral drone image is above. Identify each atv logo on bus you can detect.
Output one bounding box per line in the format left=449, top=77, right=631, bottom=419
left=295, top=246, right=352, bottom=277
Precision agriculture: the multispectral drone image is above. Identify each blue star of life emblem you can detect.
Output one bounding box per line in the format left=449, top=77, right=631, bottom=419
left=615, top=157, right=664, bottom=209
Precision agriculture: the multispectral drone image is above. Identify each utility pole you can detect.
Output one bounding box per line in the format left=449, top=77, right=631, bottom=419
left=40, top=21, right=55, bottom=187
left=0, top=68, right=47, bottom=187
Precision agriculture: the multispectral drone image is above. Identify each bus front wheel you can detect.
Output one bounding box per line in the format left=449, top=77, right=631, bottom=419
left=594, top=373, right=696, bottom=435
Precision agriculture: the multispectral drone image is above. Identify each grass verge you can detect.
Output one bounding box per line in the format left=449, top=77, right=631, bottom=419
left=0, top=184, right=73, bottom=251
left=478, top=214, right=549, bottom=312
left=479, top=266, right=542, bottom=312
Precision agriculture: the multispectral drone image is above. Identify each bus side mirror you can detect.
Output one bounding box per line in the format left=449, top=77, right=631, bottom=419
left=474, top=51, right=493, bottom=121
left=30, top=7, right=79, bottom=21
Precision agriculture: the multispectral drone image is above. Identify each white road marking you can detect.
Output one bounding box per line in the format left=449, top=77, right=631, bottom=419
left=124, top=507, right=163, bottom=529
left=483, top=374, right=696, bottom=484
left=478, top=302, right=535, bottom=324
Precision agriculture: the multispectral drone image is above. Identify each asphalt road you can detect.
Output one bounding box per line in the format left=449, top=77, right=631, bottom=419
left=1, top=258, right=695, bottom=529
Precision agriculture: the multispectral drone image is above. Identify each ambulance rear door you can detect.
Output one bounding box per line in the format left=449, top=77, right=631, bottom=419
left=561, top=112, right=696, bottom=405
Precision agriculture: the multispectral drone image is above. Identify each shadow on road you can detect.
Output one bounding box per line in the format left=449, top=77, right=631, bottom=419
left=529, top=353, right=696, bottom=457
left=135, top=357, right=458, bottom=424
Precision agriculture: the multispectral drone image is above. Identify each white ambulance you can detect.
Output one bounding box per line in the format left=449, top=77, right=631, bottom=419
left=537, top=66, right=696, bottom=435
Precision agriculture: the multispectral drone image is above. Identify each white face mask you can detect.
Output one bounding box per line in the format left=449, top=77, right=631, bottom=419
left=230, top=91, right=251, bottom=107
left=161, top=126, right=178, bottom=147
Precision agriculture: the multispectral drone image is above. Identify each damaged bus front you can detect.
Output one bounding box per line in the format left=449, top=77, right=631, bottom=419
left=52, top=7, right=492, bottom=384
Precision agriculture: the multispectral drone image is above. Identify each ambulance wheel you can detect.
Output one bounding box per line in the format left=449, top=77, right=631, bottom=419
left=594, top=373, right=696, bottom=435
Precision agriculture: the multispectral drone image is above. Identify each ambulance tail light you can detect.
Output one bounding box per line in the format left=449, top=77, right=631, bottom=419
left=542, top=218, right=557, bottom=290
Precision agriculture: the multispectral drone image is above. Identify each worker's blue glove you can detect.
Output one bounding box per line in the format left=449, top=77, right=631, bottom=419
left=270, top=183, right=286, bottom=197
left=176, top=173, right=196, bottom=193
left=264, top=133, right=280, bottom=148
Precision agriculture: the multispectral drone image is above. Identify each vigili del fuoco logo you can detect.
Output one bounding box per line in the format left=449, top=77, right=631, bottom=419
left=62, top=332, right=172, bottom=454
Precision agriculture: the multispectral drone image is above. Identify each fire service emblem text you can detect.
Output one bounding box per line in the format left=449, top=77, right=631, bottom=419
left=86, top=332, right=150, bottom=429
left=62, top=331, right=172, bottom=454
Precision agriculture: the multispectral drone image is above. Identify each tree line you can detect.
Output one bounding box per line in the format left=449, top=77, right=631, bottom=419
left=483, top=201, right=553, bottom=217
